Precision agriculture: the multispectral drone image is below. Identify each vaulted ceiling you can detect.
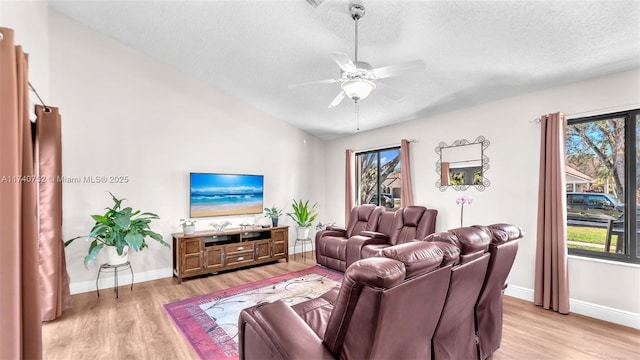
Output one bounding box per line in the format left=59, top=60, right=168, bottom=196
left=49, top=0, right=640, bottom=139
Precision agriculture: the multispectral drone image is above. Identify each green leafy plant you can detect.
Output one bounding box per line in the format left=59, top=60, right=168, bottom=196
left=65, top=192, right=169, bottom=265
left=179, top=219, right=196, bottom=227
left=286, top=199, right=318, bottom=227
left=263, top=206, right=283, bottom=219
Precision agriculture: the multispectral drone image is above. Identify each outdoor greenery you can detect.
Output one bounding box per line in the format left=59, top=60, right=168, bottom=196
left=566, top=118, right=625, bottom=200
left=566, top=226, right=618, bottom=252
left=450, top=171, right=465, bottom=185
left=357, top=148, right=400, bottom=205
left=65, top=192, right=169, bottom=265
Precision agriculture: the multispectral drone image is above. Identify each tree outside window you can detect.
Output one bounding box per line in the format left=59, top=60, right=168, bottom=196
left=565, top=109, right=639, bottom=264
left=356, top=147, right=401, bottom=210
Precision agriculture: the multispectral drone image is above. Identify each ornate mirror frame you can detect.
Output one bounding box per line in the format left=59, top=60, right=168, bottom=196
left=435, top=136, right=491, bottom=191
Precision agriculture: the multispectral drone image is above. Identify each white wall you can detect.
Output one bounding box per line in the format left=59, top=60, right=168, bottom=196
left=0, top=0, right=49, bottom=101
left=47, top=11, right=325, bottom=290
left=323, top=69, right=640, bottom=327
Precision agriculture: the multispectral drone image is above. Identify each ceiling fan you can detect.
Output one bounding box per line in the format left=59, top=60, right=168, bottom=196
left=290, top=3, right=426, bottom=108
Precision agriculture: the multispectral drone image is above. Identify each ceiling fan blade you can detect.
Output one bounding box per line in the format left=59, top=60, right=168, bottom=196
left=305, top=0, right=325, bottom=8
left=373, top=60, right=426, bottom=79
left=288, top=78, right=340, bottom=89
left=328, top=91, right=346, bottom=108
left=329, top=52, right=357, bottom=73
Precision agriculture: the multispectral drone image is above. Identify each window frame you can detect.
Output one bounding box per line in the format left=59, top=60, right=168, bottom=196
left=566, top=108, right=640, bottom=264
left=354, top=146, right=401, bottom=209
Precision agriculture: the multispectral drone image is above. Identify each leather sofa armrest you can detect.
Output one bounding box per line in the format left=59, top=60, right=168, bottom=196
left=327, top=225, right=346, bottom=232
left=359, top=230, right=390, bottom=241
left=239, top=301, right=335, bottom=360
left=320, top=229, right=347, bottom=238
left=346, top=235, right=390, bottom=268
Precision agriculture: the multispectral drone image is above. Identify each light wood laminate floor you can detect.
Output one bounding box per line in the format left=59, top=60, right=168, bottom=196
left=42, top=253, right=640, bottom=359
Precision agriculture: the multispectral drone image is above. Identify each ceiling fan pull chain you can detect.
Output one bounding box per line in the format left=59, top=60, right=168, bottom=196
left=356, top=101, right=360, bottom=131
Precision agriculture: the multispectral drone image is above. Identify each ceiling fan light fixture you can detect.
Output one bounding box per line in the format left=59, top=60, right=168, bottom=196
left=341, top=78, right=376, bottom=101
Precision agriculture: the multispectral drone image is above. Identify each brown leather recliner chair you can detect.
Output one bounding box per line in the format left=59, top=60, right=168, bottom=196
left=475, top=223, right=524, bottom=360
left=427, top=226, right=491, bottom=360
left=315, top=204, right=384, bottom=271
left=238, top=241, right=459, bottom=360
left=347, top=205, right=438, bottom=267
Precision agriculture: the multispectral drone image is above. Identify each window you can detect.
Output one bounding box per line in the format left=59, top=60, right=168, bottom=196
left=565, top=108, right=639, bottom=263
left=355, top=147, right=401, bottom=211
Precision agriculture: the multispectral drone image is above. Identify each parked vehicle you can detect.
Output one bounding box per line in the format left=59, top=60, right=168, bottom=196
left=566, top=192, right=623, bottom=223
left=369, top=193, right=395, bottom=208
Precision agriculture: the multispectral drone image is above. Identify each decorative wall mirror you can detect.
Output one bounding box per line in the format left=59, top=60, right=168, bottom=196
left=435, top=136, right=490, bottom=191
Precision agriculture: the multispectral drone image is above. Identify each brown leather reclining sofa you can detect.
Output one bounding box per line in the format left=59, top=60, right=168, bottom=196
left=315, top=205, right=438, bottom=272
left=239, top=240, right=459, bottom=359
left=238, top=223, right=523, bottom=360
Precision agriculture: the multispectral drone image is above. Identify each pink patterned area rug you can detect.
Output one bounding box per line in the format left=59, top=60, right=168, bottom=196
left=164, top=266, right=343, bottom=359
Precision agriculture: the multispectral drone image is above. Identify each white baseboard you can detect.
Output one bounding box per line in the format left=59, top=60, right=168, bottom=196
left=69, top=247, right=315, bottom=295
left=505, top=285, right=640, bottom=329
left=69, top=267, right=173, bottom=295
left=504, top=284, right=535, bottom=301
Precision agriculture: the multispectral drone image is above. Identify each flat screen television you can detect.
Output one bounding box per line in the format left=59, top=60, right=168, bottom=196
left=189, top=173, right=264, bottom=218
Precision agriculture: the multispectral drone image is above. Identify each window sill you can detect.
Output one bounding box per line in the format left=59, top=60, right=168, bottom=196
left=568, top=255, right=640, bottom=269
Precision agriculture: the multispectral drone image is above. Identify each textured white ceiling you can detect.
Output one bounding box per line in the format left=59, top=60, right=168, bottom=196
left=49, top=0, right=640, bottom=139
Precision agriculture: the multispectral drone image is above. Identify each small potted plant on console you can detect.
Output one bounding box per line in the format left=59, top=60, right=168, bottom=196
left=264, top=205, right=283, bottom=227
left=180, top=219, right=197, bottom=234
left=286, top=199, right=318, bottom=239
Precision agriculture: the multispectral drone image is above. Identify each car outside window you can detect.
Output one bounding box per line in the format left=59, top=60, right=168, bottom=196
left=565, top=108, right=639, bottom=264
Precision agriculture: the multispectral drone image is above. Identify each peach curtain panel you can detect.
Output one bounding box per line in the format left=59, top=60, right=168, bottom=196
left=534, top=112, right=570, bottom=314
left=345, top=149, right=355, bottom=225
left=0, top=27, right=43, bottom=359
left=441, top=162, right=450, bottom=186
left=35, top=105, right=71, bottom=321
left=400, top=139, right=414, bottom=206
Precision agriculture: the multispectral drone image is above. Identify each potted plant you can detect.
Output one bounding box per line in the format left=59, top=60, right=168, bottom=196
left=264, top=205, right=283, bottom=227
left=65, top=192, right=169, bottom=266
left=180, top=219, right=197, bottom=234
left=286, top=199, right=318, bottom=239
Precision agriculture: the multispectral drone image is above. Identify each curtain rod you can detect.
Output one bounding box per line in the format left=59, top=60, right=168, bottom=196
left=28, top=82, right=50, bottom=112
left=531, top=103, right=640, bottom=123
left=1, top=31, right=50, bottom=112
left=355, top=139, right=418, bottom=153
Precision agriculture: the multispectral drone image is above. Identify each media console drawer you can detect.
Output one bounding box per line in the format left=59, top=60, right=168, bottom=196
left=172, top=226, right=289, bottom=284
left=225, top=243, right=255, bottom=255
left=226, top=253, right=254, bottom=266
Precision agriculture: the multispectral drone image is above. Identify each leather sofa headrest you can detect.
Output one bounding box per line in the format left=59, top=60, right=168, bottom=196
left=379, top=241, right=444, bottom=278
left=356, top=204, right=377, bottom=221
left=377, top=211, right=395, bottom=234
left=347, top=257, right=406, bottom=289
left=401, top=206, right=427, bottom=227
left=487, top=223, right=525, bottom=244
left=425, top=227, right=490, bottom=255
left=430, top=242, right=461, bottom=266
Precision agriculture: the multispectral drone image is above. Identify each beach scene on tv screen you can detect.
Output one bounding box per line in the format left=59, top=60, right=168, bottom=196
left=190, top=173, right=263, bottom=217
